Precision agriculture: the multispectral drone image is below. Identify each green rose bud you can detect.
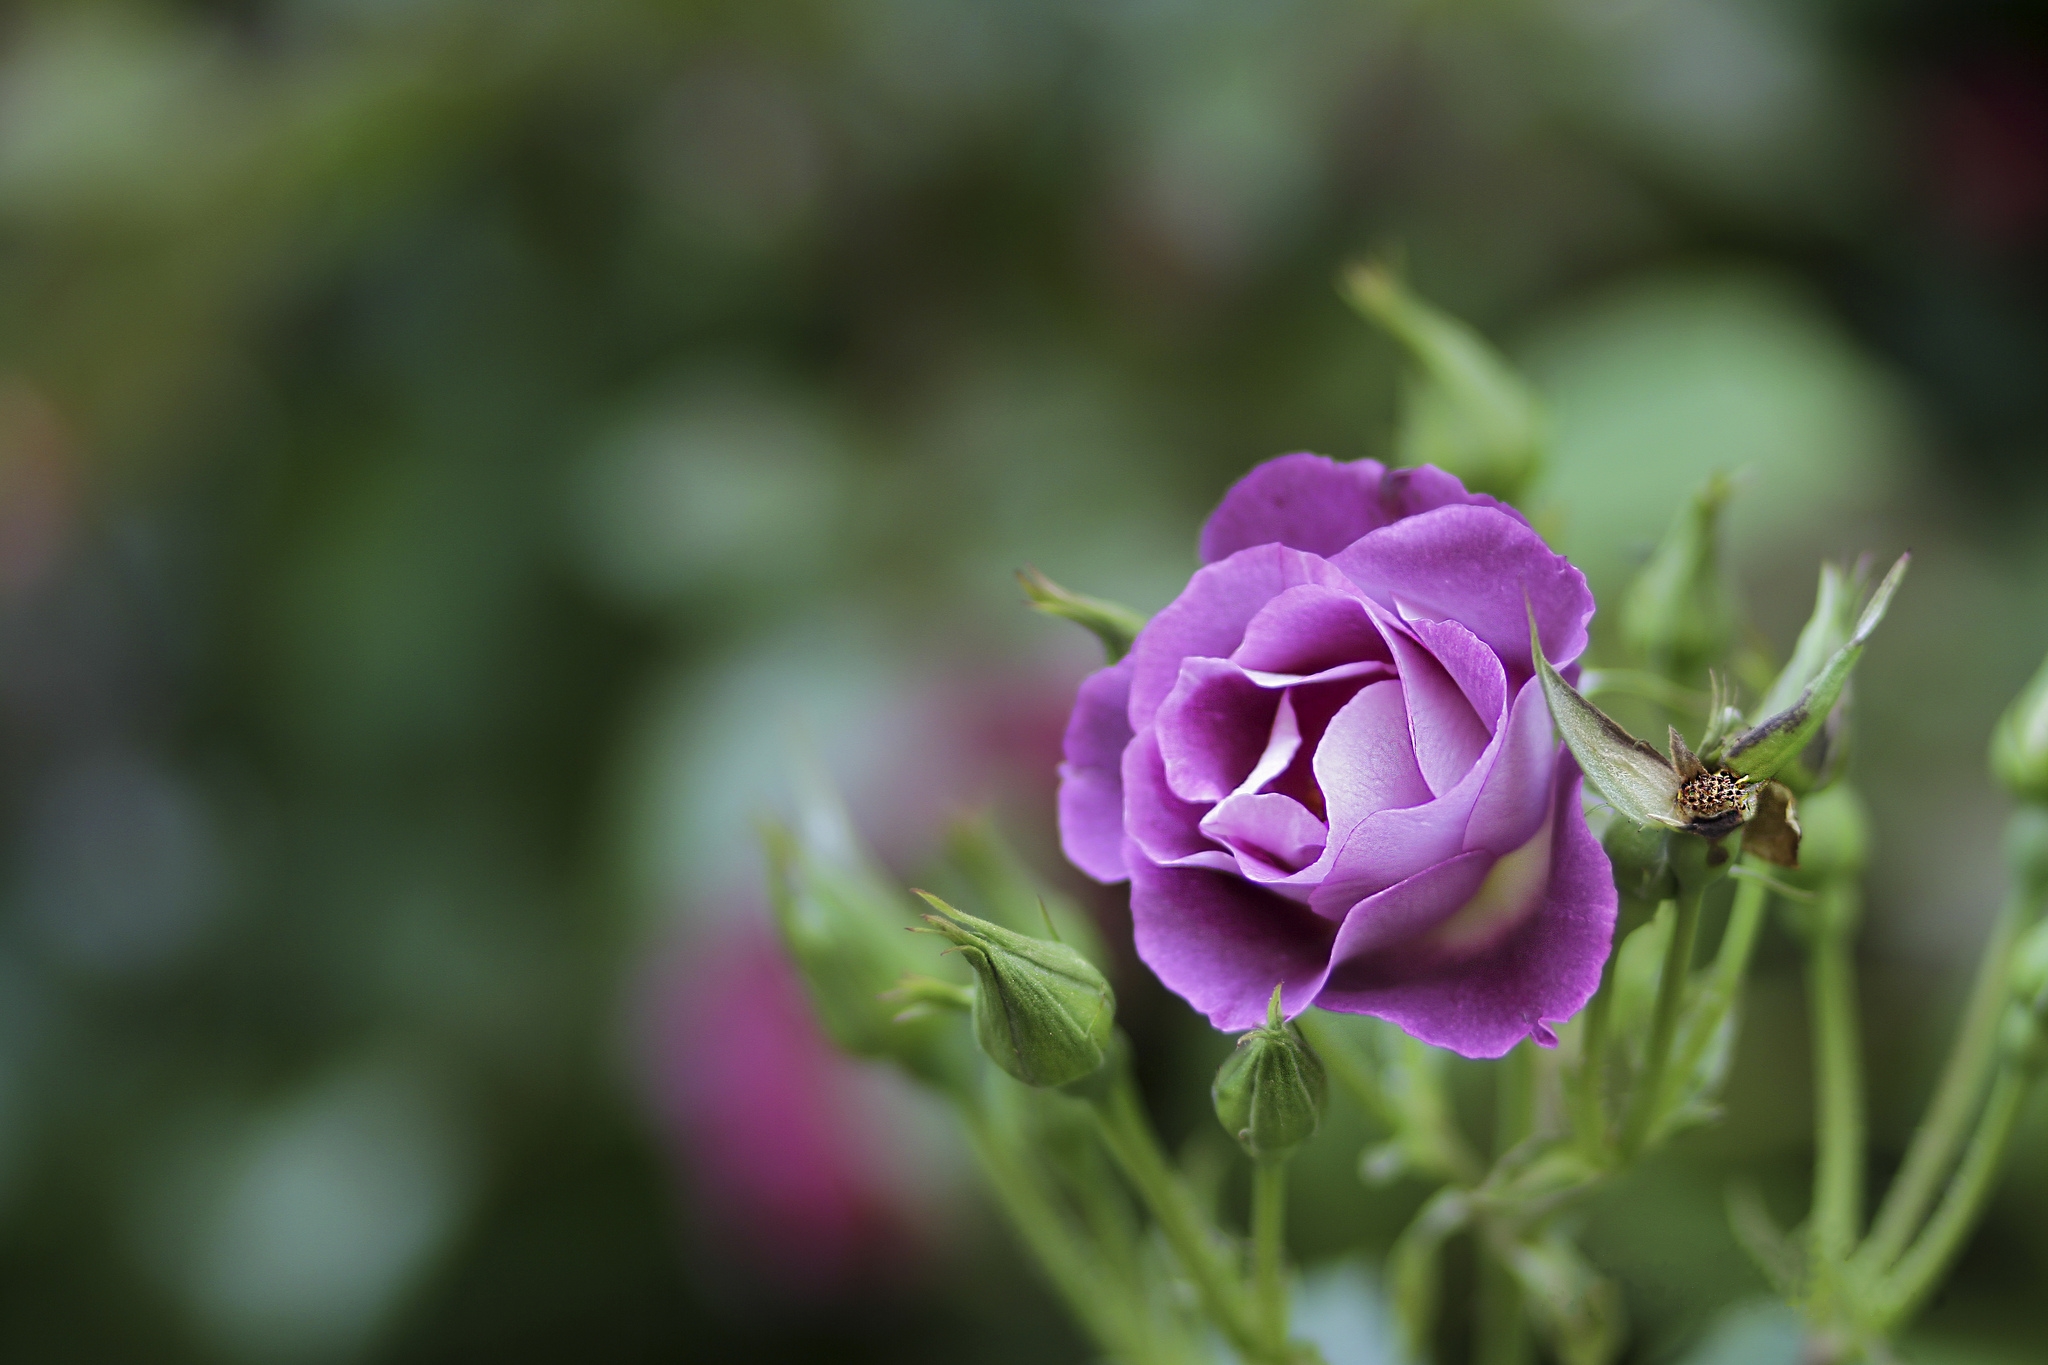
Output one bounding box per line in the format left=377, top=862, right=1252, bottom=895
left=2001, top=919, right=2048, bottom=1071
left=1341, top=262, right=1545, bottom=504
left=1789, top=784, right=1868, bottom=882
left=1992, top=649, right=2048, bottom=806
left=914, top=892, right=1115, bottom=1089
left=1212, top=987, right=1328, bottom=1162
left=1621, top=473, right=1739, bottom=684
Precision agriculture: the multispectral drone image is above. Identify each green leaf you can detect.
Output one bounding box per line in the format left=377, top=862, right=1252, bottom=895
left=1752, top=560, right=1862, bottom=721
left=1018, top=566, right=1147, bottom=663
left=1722, top=553, right=1909, bottom=781
left=1531, top=610, right=1685, bottom=829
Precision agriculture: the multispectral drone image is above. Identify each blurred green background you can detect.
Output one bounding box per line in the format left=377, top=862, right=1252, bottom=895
left=4, top=1, right=2048, bottom=1361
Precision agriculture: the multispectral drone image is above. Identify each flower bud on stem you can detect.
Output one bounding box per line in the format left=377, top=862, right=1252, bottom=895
left=913, top=891, right=1115, bottom=1089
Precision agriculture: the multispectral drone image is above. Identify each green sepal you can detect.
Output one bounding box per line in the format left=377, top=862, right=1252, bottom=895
left=1018, top=566, right=1147, bottom=664
left=1531, top=609, right=1685, bottom=829
left=1341, top=261, right=1544, bottom=503
left=1621, top=472, right=1740, bottom=684
left=1211, top=986, right=1328, bottom=1162
left=914, top=891, right=1116, bottom=1089
left=1719, top=554, right=1908, bottom=782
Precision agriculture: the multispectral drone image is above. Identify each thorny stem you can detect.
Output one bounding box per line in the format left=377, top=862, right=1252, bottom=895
left=1857, top=875, right=2043, bottom=1274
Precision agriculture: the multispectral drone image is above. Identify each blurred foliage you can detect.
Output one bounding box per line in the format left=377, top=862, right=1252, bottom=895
left=1, top=0, right=2048, bottom=1362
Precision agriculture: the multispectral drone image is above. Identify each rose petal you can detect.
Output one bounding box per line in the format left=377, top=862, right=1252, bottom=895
left=1058, top=658, right=1135, bottom=883
left=1331, top=505, right=1594, bottom=678
left=1198, top=453, right=1516, bottom=564
left=1404, top=616, right=1507, bottom=736
left=1201, top=791, right=1329, bottom=877
left=1122, top=729, right=1236, bottom=872
left=1363, top=600, right=1491, bottom=797
left=1462, top=676, right=1557, bottom=857
left=1128, top=847, right=1338, bottom=1031
left=1154, top=659, right=1277, bottom=803
left=1231, top=584, right=1388, bottom=677
left=1313, top=757, right=1617, bottom=1059
left=1313, top=679, right=1433, bottom=832
left=1322, top=849, right=1494, bottom=963
left=1129, top=545, right=1357, bottom=727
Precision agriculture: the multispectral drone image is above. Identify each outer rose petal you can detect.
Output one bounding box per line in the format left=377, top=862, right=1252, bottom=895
left=1128, top=846, right=1337, bottom=1031
left=1462, top=677, right=1556, bottom=857
left=1128, top=545, right=1357, bottom=726
left=1198, top=453, right=1517, bottom=564
left=1058, top=658, right=1135, bottom=883
left=1313, top=756, right=1617, bottom=1058
left=1331, top=505, right=1594, bottom=678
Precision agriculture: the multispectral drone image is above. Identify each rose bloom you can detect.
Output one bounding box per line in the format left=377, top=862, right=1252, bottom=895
left=1058, top=454, right=1615, bottom=1057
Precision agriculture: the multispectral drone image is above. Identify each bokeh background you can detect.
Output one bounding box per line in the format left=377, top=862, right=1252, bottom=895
left=4, top=0, right=2048, bottom=1361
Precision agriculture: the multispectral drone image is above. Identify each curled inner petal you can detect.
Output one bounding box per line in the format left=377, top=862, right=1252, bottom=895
left=1201, top=792, right=1328, bottom=876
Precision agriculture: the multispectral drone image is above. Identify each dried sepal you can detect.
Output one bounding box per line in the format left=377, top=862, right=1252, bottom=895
left=1739, top=781, right=1802, bottom=868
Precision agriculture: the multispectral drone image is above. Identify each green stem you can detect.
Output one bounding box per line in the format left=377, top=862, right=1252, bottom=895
left=1090, top=1068, right=1265, bottom=1357
left=1858, top=880, right=2037, bottom=1274
left=1807, top=894, right=1867, bottom=1276
left=1620, top=880, right=1706, bottom=1158
left=1873, top=1064, right=2031, bottom=1332
left=1252, top=1161, right=1289, bottom=1355
left=1572, top=955, right=1618, bottom=1156
left=1670, top=873, right=1768, bottom=1094
left=959, top=1104, right=1139, bottom=1359
left=1475, top=1252, right=1533, bottom=1365
left=1478, top=1043, right=1536, bottom=1365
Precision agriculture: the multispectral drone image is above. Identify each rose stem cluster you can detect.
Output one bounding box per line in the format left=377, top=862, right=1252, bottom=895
left=760, top=272, right=2048, bottom=1365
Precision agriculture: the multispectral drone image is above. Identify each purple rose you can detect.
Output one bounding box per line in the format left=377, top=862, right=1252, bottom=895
left=1058, top=453, right=1615, bottom=1058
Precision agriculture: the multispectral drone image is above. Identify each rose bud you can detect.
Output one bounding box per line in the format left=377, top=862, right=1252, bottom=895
left=765, top=820, right=971, bottom=1089
left=1213, top=987, right=1328, bottom=1161
left=1620, top=473, right=1739, bottom=684
left=2000, top=919, right=2048, bottom=1071
left=1341, top=264, right=1545, bottom=503
left=1788, top=785, right=1868, bottom=883
left=1991, top=648, right=2048, bottom=806
left=913, top=892, right=1115, bottom=1089
left=1059, top=453, right=1614, bottom=1058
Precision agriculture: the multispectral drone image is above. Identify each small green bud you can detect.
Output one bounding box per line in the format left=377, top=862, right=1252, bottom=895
left=2002, top=920, right=2048, bottom=1071
left=914, top=891, right=1115, bottom=1088
left=2006, top=806, right=2048, bottom=895
left=1622, top=474, right=1740, bottom=683
left=1341, top=262, right=1544, bottom=503
left=1212, top=987, right=1327, bottom=1162
left=1789, top=784, right=1868, bottom=882
left=1992, top=649, right=2048, bottom=806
